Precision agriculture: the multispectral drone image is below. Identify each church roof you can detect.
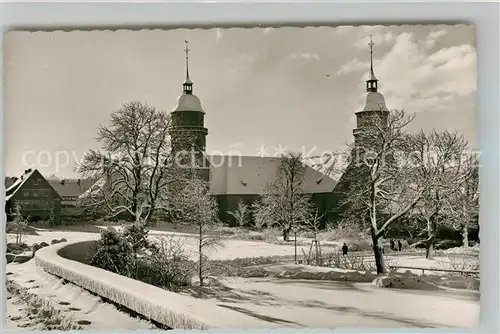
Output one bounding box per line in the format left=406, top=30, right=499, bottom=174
left=368, top=68, right=378, bottom=81
left=208, top=155, right=337, bottom=195
left=79, top=155, right=337, bottom=199
left=362, top=91, right=388, bottom=112
left=172, top=94, right=204, bottom=112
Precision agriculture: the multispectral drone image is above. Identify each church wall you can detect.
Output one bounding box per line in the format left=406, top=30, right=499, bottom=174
left=215, top=192, right=336, bottom=229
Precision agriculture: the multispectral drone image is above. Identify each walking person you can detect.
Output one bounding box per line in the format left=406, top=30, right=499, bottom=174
left=342, top=242, right=348, bottom=256
left=390, top=239, right=395, bottom=251
left=398, top=240, right=403, bottom=252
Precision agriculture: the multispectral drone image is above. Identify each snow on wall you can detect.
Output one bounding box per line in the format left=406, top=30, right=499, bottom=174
left=34, top=241, right=276, bottom=329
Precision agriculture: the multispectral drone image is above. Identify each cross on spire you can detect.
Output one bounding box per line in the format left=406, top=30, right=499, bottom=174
left=184, top=40, right=190, bottom=62
left=183, top=40, right=193, bottom=94
left=366, top=34, right=378, bottom=92
left=368, top=34, right=375, bottom=71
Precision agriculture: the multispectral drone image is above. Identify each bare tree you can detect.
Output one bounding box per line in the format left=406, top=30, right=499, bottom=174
left=407, top=130, right=470, bottom=259
left=444, top=151, right=479, bottom=248
left=172, top=178, right=222, bottom=287
left=301, top=209, right=325, bottom=266
left=7, top=205, right=29, bottom=244
left=253, top=151, right=314, bottom=241
left=339, top=110, right=439, bottom=274
left=76, top=101, right=188, bottom=226
left=227, top=201, right=251, bottom=227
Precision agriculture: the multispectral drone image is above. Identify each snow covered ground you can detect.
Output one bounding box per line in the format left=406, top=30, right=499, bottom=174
left=5, top=260, right=157, bottom=330
left=192, top=277, right=479, bottom=328
left=6, top=229, right=480, bottom=329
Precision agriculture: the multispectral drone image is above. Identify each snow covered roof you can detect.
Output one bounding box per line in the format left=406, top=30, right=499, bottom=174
left=5, top=169, right=37, bottom=200
left=5, top=172, right=95, bottom=202
left=172, top=94, right=203, bottom=112
left=81, top=156, right=337, bottom=198
left=209, top=155, right=337, bottom=195
left=48, top=179, right=96, bottom=199
left=362, top=92, right=388, bottom=112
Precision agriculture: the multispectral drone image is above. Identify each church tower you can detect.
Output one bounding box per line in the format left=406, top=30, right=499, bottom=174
left=169, top=41, right=210, bottom=182
left=330, top=35, right=391, bottom=223
left=352, top=35, right=389, bottom=149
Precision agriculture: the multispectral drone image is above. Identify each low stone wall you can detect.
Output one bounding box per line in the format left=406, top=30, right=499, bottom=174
left=57, top=240, right=95, bottom=264
left=34, top=241, right=275, bottom=330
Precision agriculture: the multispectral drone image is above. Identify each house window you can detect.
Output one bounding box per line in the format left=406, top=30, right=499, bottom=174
left=32, top=179, right=40, bottom=186
left=23, top=191, right=30, bottom=197
left=33, top=191, right=39, bottom=197
left=42, top=190, right=49, bottom=197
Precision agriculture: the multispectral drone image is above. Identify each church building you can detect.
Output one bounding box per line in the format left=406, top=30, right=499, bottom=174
left=168, top=41, right=338, bottom=225
left=77, top=37, right=388, bottom=227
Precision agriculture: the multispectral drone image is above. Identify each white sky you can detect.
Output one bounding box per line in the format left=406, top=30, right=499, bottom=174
left=3, top=24, right=477, bottom=178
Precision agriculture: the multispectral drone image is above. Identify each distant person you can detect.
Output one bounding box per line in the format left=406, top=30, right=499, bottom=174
left=342, top=243, right=348, bottom=256
left=390, top=239, right=395, bottom=251
left=398, top=240, right=403, bottom=252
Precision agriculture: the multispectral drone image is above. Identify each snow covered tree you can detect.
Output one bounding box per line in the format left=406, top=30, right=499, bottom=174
left=407, top=130, right=470, bottom=259
left=171, top=177, right=222, bottom=287
left=339, top=110, right=443, bottom=274
left=7, top=205, right=28, bottom=244
left=48, top=204, right=56, bottom=227
left=443, top=151, right=479, bottom=248
left=227, top=201, right=251, bottom=227
left=253, top=151, right=314, bottom=241
left=77, top=101, right=191, bottom=226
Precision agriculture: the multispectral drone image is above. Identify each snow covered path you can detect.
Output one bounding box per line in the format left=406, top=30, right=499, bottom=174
left=6, top=260, right=158, bottom=330
left=187, top=277, right=479, bottom=328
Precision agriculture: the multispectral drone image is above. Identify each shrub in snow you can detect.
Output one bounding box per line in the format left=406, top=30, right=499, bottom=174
left=135, top=236, right=193, bottom=292
left=436, top=255, right=479, bottom=273
left=51, top=239, right=61, bottom=245
left=88, top=229, right=134, bottom=275
left=40, top=242, right=49, bottom=248
left=59, top=238, right=67, bottom=243
left=88, top=228, right=194, bottom=292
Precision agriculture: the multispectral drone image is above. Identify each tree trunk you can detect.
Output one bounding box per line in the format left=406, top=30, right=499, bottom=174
left=371, top=233, right=386, bottom=275
left=198, top=223, right=203, bottom=287
left=462, top=223, right=469, bottom=248
left=425, top=218, right=435, bottom=260
left=283, top=227, right=290, bottom=241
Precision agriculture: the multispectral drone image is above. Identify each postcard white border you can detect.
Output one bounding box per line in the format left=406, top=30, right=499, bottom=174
left=1, top=1, right=498, bottom=333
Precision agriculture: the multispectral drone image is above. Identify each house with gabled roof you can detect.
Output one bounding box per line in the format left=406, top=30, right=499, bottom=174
left=5, top=170, right=97, bottom=223
left=5, top=169, right=62, bottom=223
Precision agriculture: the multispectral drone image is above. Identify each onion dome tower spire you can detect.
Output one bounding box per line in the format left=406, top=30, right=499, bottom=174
left=352, top=34, right=389, bottom=146
left=183, top=40, right=193, bottom=94
left=170, top=40, right=209, bottom=182
left=366, top=35, right=378, bottom=93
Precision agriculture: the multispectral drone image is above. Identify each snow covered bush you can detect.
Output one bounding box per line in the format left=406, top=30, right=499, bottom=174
left=319, top=220, right=365, bottom=241
left=87, top=229, right=133, bottom=275
left=136, top=236, right=193, bottom=292
left=88, top=228, right=194, bottom=291
left=437, top=255, right=479, bottom=275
